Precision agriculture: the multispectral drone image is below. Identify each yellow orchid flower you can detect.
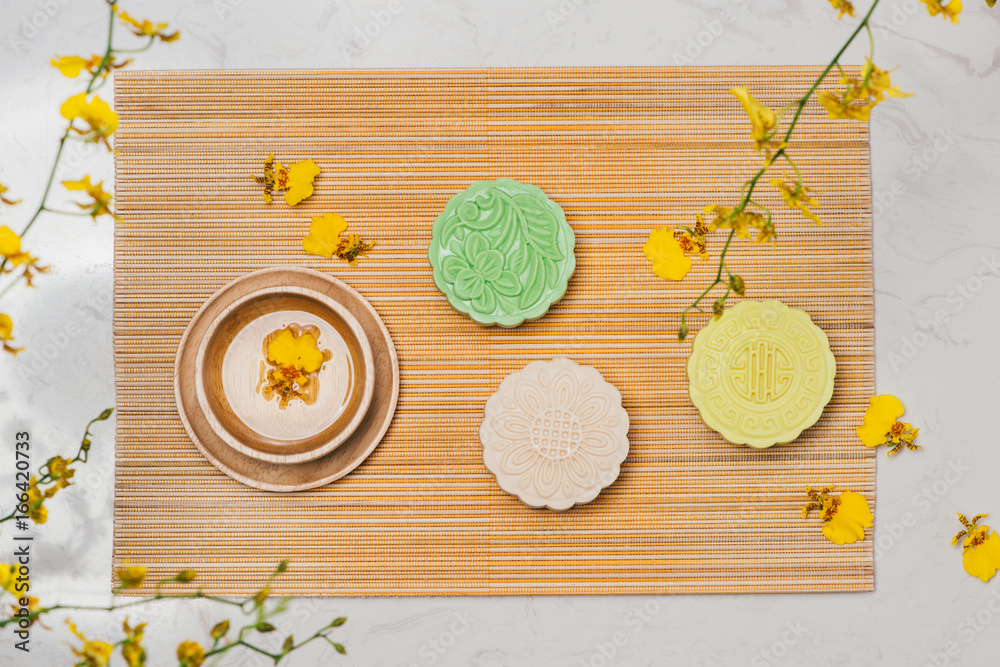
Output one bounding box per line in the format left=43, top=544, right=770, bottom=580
left=51, top=55, right=103, bottom=78
left=119, top=11, right=180, bottom=42
left=730, top=87, right=777, bottom=151
left=702, top=204, right=774, bottom=243
left=818, top=60, right=911, bottom=122
left=302, top=213, right=376, bottom=264
left=0, top=226, right=46, bottom=288
left=859, top=60, right=912, bottom=103
left=116, top=566, right=148, bottom=589
left=67, top=620, right=114, bottom=666
left=922, top=0, right=962, bottom=22
left=25, top=477, right=48, bottom=524
left=121, top=618, right=148, bottom=667
left=770, top=177, right=822, bottom=225
left=251, top=154, right=320, bottom=206
left=953, top=513, right=1000, bottom=582
left=62, top=176, right=115, bottom=220
left=643, top=226, right=692, bottom=281
left=0, top=563, right=17, bottom=596
left=0, top=182, right=20, bottom=205
left=828, top=0, right=856, bottom=18
left=51, top=54, right=131, bottom=79
left=856, top=394, right=920, bottom=455
left=803, top=486, right=873, bottom=545
left=303, top=213, right=348, bottom=258
left=60, top=93, right=118, bottom=147
left=177, top=640, right=206, bottom=667
left=0, top=314, right=23, bottom=355
left=0, top=226, right=27, bottom=265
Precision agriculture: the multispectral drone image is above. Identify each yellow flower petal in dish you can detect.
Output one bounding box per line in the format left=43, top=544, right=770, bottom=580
left=856, top=394, right=905, bottom=447
left=284, top=159, right=321, bottom=206
left=643, top=226, right=692, bottom=281
left=266, top=329, right=324, bottom=374
left=302, top=213, right=348, bottom=258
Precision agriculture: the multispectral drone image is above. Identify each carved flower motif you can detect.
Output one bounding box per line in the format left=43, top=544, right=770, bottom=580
left=480, top=358, right=630, bottom=510
left=438, top=231, right=522, bottom=315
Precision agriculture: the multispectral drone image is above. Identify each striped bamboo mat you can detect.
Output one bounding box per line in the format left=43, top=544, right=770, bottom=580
left=113, top=67, right=874, bottom=595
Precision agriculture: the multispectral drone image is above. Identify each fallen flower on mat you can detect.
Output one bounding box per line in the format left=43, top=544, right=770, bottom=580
left=251, top=153, right=320, bottom=206
left=856, top=394, right=920, bottom=456
left=953, top=513, right=1000, bottom=582
left=643, top=225, right=691, bottom=281
left=302, top=213, right=376, bottom=265
left=802, top=486, right=873, bottom=545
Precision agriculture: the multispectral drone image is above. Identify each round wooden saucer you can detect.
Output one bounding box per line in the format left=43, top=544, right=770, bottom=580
left=174, top=266, right=399, bottom=492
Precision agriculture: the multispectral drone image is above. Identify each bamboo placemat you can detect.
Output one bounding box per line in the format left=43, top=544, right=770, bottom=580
left=113, top=67, right=875, bottom=596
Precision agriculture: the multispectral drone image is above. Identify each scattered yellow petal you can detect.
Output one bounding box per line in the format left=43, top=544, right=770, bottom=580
left=302, top=213, right=348, bottom=258
left=856, top=394, right=905, bottom=447
left=730, top=87, right=777, bottom=151
left=284, top=159, right=321, bottom=206
left=804, top=486, right=872, bottom=545
left=643, top=226, right=692, bottom=281
left=922, top=0, right=962, bottom=22
left=822, top=491, right=873, bottom=545
left=954, top=514, right=1000, bottom=582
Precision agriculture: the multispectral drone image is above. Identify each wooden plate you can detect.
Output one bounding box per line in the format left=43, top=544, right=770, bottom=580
left=174, top=266, right=399, bottom=491
left=194, top=285, right=375, bottom=465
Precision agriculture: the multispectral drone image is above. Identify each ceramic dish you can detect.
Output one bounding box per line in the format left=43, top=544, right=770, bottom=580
left=479, top=357, right=630, bottom=510
left=174, top=266, right=399, bottom=491
left=194, top=285, right=374, bottom=465
left=687, top=300, right=836, bottom=449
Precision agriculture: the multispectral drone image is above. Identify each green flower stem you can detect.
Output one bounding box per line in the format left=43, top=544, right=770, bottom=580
left=680, top=0, right=882, bottom=338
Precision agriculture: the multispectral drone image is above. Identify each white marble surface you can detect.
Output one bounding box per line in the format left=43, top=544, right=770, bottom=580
left=1, top=0, right=999, bottom=665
